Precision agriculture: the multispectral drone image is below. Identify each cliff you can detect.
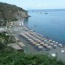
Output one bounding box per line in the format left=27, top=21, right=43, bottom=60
left=0, top=2, right=28, bottom=26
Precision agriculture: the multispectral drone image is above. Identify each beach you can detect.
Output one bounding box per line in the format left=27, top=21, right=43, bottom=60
left=6, top=19, right=65, bottom=61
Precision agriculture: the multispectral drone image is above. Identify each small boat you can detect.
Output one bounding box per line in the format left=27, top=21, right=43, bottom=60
left=45, top=12, right=48, bottom=14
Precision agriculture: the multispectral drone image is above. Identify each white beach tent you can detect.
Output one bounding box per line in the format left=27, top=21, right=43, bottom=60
left=61, top=50, right=65, bottom=53
left=51, top=53, right=56, bottom=57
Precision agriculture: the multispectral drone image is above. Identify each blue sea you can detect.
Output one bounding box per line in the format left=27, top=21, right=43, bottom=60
left=24, top=9, right=65, bottom=44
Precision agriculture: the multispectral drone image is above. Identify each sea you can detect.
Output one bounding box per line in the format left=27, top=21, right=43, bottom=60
left=24, top=9, right=65, bottom=45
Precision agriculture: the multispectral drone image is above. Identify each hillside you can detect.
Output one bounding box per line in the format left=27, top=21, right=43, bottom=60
left=0, top=32, right=65, bottom=65
left=0, top=2, right=28, bottom=26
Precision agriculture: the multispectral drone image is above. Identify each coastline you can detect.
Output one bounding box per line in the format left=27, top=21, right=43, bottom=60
left=22, top=20, right=65, bottom=48
left=5, top=19, right=65, bottom=61
left=20, top=20, right=65, bottom=60
left=27, top=10, right=65, bottom=45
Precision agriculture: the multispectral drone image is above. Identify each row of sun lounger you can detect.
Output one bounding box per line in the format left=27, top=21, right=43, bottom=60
left=20, top=31, right=63, bottom=51
left=28, top=31, right=63, bottom=48
left=20, top=33, right=52, bottom=51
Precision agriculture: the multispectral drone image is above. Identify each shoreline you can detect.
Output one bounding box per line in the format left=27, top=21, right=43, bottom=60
left=23, top=21, right=64, bottom=45
left=19, top=20, right=65, bottom=60
left=4, top=19, right=65, bottom=61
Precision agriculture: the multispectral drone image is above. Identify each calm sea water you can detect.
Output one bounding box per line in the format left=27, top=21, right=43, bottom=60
left=24, top=9, right=65, bottom=44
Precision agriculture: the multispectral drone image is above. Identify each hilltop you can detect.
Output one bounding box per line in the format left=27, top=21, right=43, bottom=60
left=0, top=2, right=28, bottom=26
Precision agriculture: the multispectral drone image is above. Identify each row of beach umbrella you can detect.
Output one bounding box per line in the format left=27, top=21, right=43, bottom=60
left=20, top=31, right=63, bottom=51
left=20, top=33, right=43, bottom=50
left=20, top=32, right=53, bottom=50
left=29, top=31, right=63, bottom=48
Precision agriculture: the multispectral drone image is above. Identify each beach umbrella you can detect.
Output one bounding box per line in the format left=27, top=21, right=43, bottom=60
left=53, top=41, right=55, bottom=43
left=54, top=44, right=57, bottom=47
left=35, top=38, right=38, bottom=41
left=43, top=44, right=48, bottom=47
left=47, top=46, right=52, bottom=49
left=32, top=42, right=37, bottom=44
left=44, top=40, right=47, bottom=42
left=28, top=39, right=32, bottom=41
left=38, top=46, right=43, bottom=49
left=40, top=42, right=44, bottom=45
left=49, top=39, right=53, bottom=43
left=58, top=44, right=63, bottom=47
left=56, top=42, right=58, bottom=45
left=37, top=40, right=41, bottom=43
left=49, top=39, right=52, bottom=42
left=59, top=44, right=62, bottom=46
left=46, top=41, right=50, bottom=44
left=36, top=44, right=40, bottom=46
left=44, top=40, right=48, bottom=43
left=50, top=43, right=54, bottom=45
left=30, top=40, right=34, bottom=43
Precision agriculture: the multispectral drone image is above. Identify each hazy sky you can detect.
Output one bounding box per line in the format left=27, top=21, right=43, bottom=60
left=0, top=0, right=65, bottom=9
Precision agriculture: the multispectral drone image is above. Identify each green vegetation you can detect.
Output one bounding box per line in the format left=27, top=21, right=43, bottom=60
left=0, top=46, right=65, bottom=65
left=0, top=33, right=65, bottom=65
left=0, top=2, right=27, bottom=26
left=0, top=32, right=16, bottom=44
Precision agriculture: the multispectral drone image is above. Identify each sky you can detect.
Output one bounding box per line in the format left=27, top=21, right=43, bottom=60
left=0, top=0, right=65, bottom=10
